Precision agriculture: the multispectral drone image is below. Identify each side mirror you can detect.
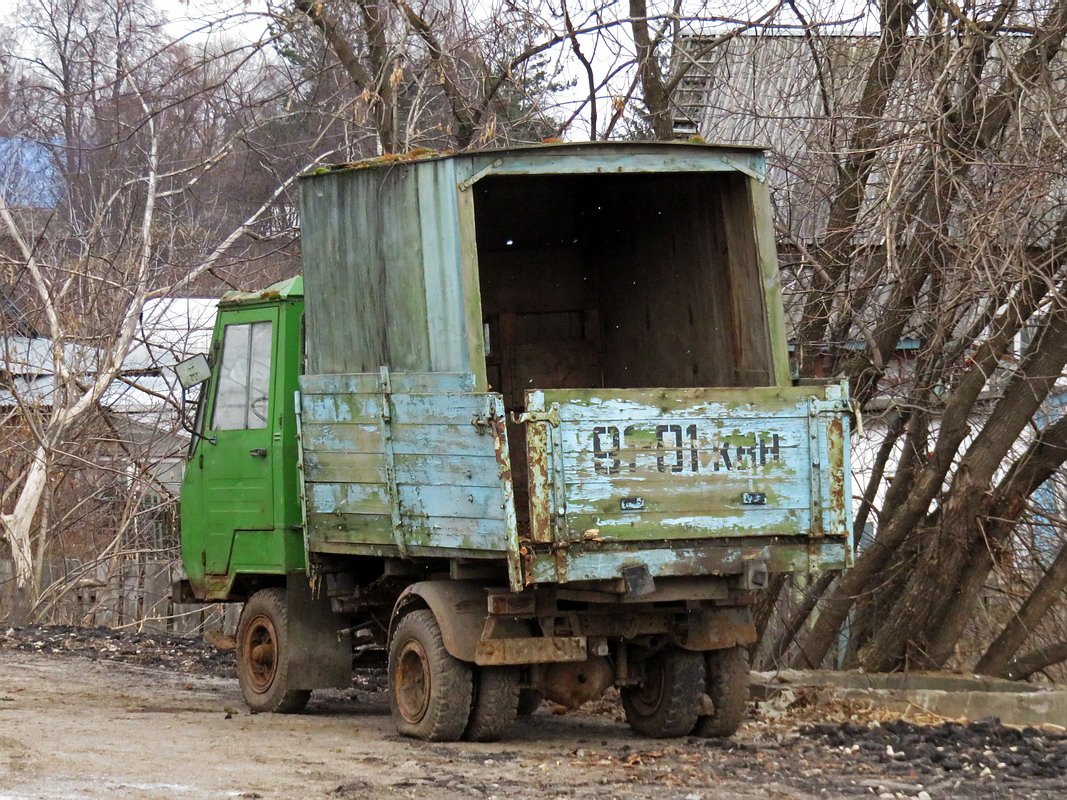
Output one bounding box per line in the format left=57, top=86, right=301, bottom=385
left=175, top=354, right=211, bottom=389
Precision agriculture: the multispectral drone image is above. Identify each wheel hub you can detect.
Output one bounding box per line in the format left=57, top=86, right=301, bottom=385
left=629, top=656, right=667, bottom=716
left=394, top=640, right=431, bottom=724
left=242, top=614, right=278, bottom=693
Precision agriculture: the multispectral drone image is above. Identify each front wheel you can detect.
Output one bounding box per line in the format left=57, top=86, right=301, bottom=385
left=236, top=588, right=310, bottom=713
left=621, top=646, right=704, bottom=738
left=389, top=609, right=473, bottom=741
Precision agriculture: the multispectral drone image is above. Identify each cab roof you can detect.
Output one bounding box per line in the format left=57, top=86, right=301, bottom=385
left=219, top=276, right=303, bottom=307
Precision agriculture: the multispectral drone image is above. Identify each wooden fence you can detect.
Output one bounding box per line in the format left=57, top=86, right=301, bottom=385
left=0, top=558, right=240, bottom=635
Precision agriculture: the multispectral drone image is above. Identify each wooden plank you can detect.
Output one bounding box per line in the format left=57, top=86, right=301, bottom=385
left=300, top=373, right=382, bottom=395
left=467, top=148, right=764, bottom=179
left=528, top=539, right=849, bottom=584
left=301, top=372, right=476, bottom=395
left=390, top=423, right=503, bottom=457
left=419, top=162, right=481, bottom=376
left=404, top=516, right=510, bottom=552
left=749, top=176, right=793, bottom=387
left=396, top=453, right=501, bottom=488
left=720, top=174, right=775, bottom=386
left=309, top=537, right=506, bottom=561
left=301, top=422, right=383, bottom=454
left=303, top=451, right=388, bottom=484
left=300, top=392, right=384, bottom=424
left=562, top=477, right=811, bottom=515
left=307, top=513, right=395, bottom=546
left=388, top=392, right=500, bottom=426
left=564, top=508, right=812, bottom=540
left=542, top=387, right=815, bottom=420
left=308, top=452, right=502, bottom=488
left=306, top=482, right=390, bottom=515
left=302, top=390, right=506, bottom=430
left=399, top=484, right=505, bottom=521
left=308, top=514, right=510, bottom=553
left=307, top=538, right=398, bottom=557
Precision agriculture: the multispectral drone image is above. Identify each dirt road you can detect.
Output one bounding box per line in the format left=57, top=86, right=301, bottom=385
left=0, top=633, right=1064, bottom=800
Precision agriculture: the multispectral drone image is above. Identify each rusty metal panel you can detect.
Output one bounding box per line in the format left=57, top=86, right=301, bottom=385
left=679, top=607, right=757, bottom=651
left=474, top=636, right=587, bottom=665
left=526, top=539, right=850, bottom=584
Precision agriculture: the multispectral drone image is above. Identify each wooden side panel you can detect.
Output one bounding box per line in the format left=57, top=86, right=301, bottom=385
left=594, top=173, right=739, bottom=389
left=720, top=175, right=776, bottom=386
left=299, top=373, right=515, bottom=559
left=526, top=384, right=851, bottom=569
left=298, top=169, right=433, bottom=375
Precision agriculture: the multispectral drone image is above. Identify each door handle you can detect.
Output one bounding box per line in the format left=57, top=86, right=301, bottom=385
left=249, top=448, right=268, bottom=458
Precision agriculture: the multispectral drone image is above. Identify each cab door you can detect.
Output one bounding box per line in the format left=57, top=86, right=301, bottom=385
left=196, top=307, right=279, bottom=575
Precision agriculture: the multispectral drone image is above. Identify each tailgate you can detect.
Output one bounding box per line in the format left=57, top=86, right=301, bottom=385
left=521, top=383, right=851, bottom=582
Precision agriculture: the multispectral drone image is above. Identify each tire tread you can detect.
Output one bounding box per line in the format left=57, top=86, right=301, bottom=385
left=389, top=609, right=473, bottom=741
left=693, top=645, right=749, bottom=738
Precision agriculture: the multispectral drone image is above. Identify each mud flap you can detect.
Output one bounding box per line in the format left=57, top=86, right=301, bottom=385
left=286, top=570, right=352, bottom=690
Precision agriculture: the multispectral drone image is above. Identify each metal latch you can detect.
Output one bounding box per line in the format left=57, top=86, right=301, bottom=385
left=510, top=405, right=561, bottom=427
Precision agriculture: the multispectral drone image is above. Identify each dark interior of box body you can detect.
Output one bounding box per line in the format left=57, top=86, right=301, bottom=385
left=474, top=172, right=777, bottom=520
left=475, top=172, right=776, bottom=408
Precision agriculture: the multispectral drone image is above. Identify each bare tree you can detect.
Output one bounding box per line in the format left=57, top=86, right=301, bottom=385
left=0, top=0, right=336, bottom=622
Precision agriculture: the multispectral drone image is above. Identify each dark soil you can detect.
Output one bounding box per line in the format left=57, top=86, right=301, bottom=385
left=0, top=623, right=235, bottom=675
left=800, top=718, right=1067, bottom=782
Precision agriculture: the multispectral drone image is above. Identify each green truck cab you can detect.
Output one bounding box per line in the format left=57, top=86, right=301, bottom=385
left=180, top=277, right=306, bottom=598
left=179, top=142, right=852, bottom=742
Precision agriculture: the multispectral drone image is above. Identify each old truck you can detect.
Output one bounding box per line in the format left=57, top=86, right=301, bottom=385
left=176, top=142, right=852, bottom=742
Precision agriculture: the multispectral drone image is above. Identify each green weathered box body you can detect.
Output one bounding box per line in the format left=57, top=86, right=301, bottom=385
left=296, top=143, right=852, bottom=592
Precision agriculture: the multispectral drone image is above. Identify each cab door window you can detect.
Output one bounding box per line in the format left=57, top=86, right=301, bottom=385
left=212, top=321, right=273, bottom=430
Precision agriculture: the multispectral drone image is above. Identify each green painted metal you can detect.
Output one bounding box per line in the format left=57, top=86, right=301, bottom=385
left=180, top=289, right=306, bottom=600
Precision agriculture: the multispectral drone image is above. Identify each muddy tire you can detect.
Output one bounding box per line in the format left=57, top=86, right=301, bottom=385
left=693, top=645, right=749, bottom=738
left=236, top=588, right=311, bottom=714
left=621, top=647, right=704, bottom=738
left=517, top=688, right=544, bottom=716
left=389, top=609, right=473, bottom=741
left=464, top=666, right=520, bottom=741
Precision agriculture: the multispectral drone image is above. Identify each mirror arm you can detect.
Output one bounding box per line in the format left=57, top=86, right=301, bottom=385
left=180, top=387, right=217, bottom=446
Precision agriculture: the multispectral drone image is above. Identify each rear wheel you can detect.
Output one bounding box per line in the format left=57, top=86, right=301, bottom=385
left=389, top=609, right=473, bottom=741
left=621, top=647, right=704, bottom=738
left=693, top=645, right=749, bottom=738
left=464, top=666, right=520, bottom=741
left=517, top=688, right=544, bottom=716
left=236, top=588, right=310, bottom=713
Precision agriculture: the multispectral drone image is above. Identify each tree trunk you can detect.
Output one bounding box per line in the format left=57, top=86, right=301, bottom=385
left=1004, top=640, right=1067, bottom=680
left=924, top=412, right=1067, bottom=665
left=975, top=543, right=1067, bottom=677
left=771, top=571, right=837, bottom=668
left=629, top=0, right=673, bottom=140
left=795, top=0, right=919, bottom=362
left=857, top=303, right=1067, bottom=670
left=0, top=447, right=48, bottom=624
